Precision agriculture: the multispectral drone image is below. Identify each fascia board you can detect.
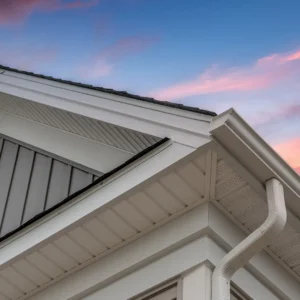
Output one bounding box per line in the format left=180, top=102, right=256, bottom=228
left=0, top=72, right=212, bottom=148
left=210, top=108, right=300, bottom=216
left=0, top=139, right=210, bottom=268
left=208, top=203, right=300, bottom=300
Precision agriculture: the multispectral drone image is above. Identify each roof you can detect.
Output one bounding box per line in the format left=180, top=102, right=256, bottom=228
left=0, top=137, right=169, bottom=243
left=0, top=65, right=217, bottom=117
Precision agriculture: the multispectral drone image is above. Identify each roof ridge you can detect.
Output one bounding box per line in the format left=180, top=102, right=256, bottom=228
left=0, top=64, right=217, bottom=117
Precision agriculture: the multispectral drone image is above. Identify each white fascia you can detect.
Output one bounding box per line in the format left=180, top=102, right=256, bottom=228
left=210, top=108, right=300, bottom=220
left=0, top=70, right=212, bottom=148
left=0, top=139, right=209, bottom=269
left=27, top=203, right=298, bottom=300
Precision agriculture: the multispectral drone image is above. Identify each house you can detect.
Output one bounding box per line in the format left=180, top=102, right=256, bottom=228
left=0, top=65, right=298, bottom=300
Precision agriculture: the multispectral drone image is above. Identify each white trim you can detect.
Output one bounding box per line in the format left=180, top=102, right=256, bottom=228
left=210, top=108, right=300, bottom=216
left=182, top=263, right=212, bottom=300
left=0, top=70, right=213, bottom=122
left=132, top=279, right=179, bottom=300
left=207, top=239, right=280, bottom=300
left=0, top=112, right=131, bottom=173
left=28, top=204, right=210, bottom=300
left=0, top=71, right=212, bottom=148
left=208, top=203, right=300, bottom=300
left=25, top=203, right=299, bottom=300
left=0, top=140, right=201, bottom=268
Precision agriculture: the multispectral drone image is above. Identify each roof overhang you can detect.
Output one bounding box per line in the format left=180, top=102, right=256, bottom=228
left=210, top=108, right=300, bottom=219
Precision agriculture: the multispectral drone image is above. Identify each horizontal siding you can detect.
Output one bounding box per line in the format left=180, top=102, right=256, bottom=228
left=0, top=136, right=99, bottom=237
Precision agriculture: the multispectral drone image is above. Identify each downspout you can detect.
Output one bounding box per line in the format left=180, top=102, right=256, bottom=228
left=212, top=178, right=287, bottom=300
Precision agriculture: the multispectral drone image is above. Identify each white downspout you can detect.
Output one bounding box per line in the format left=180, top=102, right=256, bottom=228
left=212, top=178, right=287, bottom=300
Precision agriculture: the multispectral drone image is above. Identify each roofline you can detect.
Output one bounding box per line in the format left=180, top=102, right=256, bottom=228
left=210, top=108, right=300, bottom=212
left=0, top=137, right=169, bottom=244
left=0, top=65, right=217, bottom=117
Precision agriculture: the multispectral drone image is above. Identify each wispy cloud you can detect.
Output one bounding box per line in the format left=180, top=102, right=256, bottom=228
left=273, top=138, right=300, bottom=174
left=78, top=36, right=157, bottom=80
left=0, top=45, right=57, bottom=71
left=0, top=0, right=99, bottom=25
left=151, top=49, right=300, bottom=101
left=250, top=102, right=300, bottom=128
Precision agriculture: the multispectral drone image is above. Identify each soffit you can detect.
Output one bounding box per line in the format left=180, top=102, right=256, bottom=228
left=212, top=150, right=300, bottom=283
left=0, top=91, right=160, bottom=155
left=0, top=147, right=213, bottom=300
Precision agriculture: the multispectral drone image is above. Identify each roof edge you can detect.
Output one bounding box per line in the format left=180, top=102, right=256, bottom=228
left=210, top=108, right=300, bottom=199
left=0, top=65, right=217, bottom=117
left=0, top=137, right=170, bottom=244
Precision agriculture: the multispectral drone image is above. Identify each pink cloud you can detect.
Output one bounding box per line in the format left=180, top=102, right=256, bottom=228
left=0, top=0, right=99, bottom=25
left=0, top=46, right=57, bottom=71
left=151, top=49, right=300, bottom=101
left=79, top=37, right=157, bottom=80
left=251, top=102, right=300, bottom=127
left=273, top=138, right=300, bottom=174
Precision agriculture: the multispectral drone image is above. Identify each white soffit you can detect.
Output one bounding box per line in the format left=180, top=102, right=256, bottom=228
left=209, top=109, right=300, bottom=283
left=0, top=144, right=213, bottom=300
left=0, top=91, right=160, bottom=154
left=0, top=70, right=213, bottom=148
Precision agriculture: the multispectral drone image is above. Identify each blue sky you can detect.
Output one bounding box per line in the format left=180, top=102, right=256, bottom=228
left=0, top=0, right=299, bottom=172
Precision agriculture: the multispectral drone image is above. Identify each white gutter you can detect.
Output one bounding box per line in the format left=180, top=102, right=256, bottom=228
left=209, top=108, right=300, bottom=202
left=209, top=109, right=294, bottom=299
left=212, top=178, right=287, bottom=300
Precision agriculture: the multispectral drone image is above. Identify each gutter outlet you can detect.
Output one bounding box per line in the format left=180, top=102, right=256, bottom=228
left=212, top=178, right=287, bottom=300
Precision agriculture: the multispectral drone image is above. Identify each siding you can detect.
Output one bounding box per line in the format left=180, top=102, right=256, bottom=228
left=0, top=135, right=100, bottom=237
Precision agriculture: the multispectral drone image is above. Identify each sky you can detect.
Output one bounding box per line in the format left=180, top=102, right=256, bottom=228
left=0, top=0, right=299, bottom=173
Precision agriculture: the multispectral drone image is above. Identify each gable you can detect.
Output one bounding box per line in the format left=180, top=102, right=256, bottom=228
left=0, top=134, right=99, bottom=239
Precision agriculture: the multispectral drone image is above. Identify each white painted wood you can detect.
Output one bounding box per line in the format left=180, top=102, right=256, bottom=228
left=54, top=236, right=93, bottom=263
left=208, top=203, right=300, bottom=300
left=81, top=237, right=209, bottom=300
left=0, top=277, right=24, bottom=299
left=0, top=70, right=212, bottom=123
left=133, top=281, right=178, bottom=300
left=26, top=252, right=65, bottom=279
left=129, top=192, right=168, bottom=223
left=182, top=263, right=212, bottom=300
left=39, top=244, right=78, bottom=272
left=207, top=239, right=281, bottom=300
left=0, top=113, right=131, bottom=173
left=13, top=259, right=51, bottom=286
left=0, top=267, right=37, bottom=293
left=98, top=210, right=137, bottom=239
left=113, top=200, right=153, bottom=231
left=137, top=285, right=177, bottom=300
left=0, top=71, right=212, bottom=148
left=0, top=141, right=197, bottom=268
left=23, top=203, right=295, bottom=300
left=28, top=204, right=210, bottom=300
left=68, top=227, right=107, bottom=256
left=159, top=173, right=199, bottom=206
left=83, top=218, right=122, bottom=248
left=145, top=183, right=184, bottom=214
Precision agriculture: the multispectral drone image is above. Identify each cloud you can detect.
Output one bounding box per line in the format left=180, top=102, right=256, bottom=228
left=0, top=46, right=57, bottom=71
left=0, top=0, right=99, bottom=25
left=151, top=49, right=300, bottom=101
left=251, top=102, right=300, bottom=128
left=273, top=138, right=300, bottom=174
left=78, top=36, right=157, bottom=80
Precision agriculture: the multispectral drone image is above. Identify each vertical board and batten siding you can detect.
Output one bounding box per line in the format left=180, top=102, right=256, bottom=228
left=0, top=135, right=100, bottom=237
